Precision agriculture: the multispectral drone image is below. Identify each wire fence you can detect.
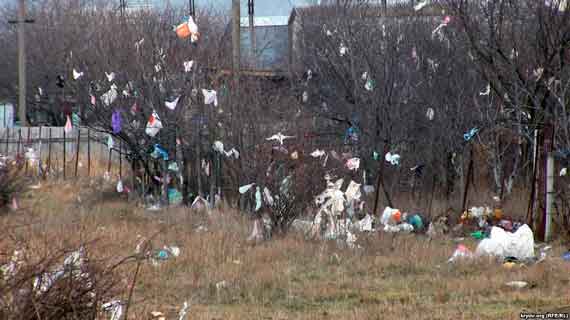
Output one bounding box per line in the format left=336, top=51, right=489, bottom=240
left=0, top=126, right=127, bottom=179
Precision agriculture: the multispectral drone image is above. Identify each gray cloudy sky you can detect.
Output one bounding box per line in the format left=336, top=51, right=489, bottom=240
left=0, top=0, right=320, bottom=16
left=165, top=0, right=313, bottom=16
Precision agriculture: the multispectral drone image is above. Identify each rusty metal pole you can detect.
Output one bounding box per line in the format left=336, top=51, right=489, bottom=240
left=74, top=128, right=80, bottom=178
left=248, top=0, right=255, bottom=69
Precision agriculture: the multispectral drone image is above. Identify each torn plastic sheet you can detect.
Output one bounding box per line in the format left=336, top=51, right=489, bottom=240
left=178, top=301, right=189, bottom=320
left=414, top=0, right=428, bottom=11
left=154, top=63, right=162, bottom=73
left=263, top=187, right=274, bottom=206
left=105, top=72, right=115, bottom=82
left=111, top=110, right=122, bottom=133
left=107, top=135, right=114, bottom=151
left=364, top=78, right=375, bottom=91
left=202, top=89, right=218, bottom=106
left=344, top=181, right=361, bottom=203
left=165, top=96, right=180, bottom=110
left=145, top=111, right=163, bottom=137
left=152, top=144, right=169, bottom=161
left=273, top=146, right=288, bottom=154
left=202, top=159, right=210, bottom=176
left=432, top=16, right=451, bottom=39
left=34, top=247, right=87, bottom=294
left=213, top=141, right=224, bottom=153
left=191, top=196, right=209, bottom=210
left=183, top=61, right=194, bottom=73
left=426, top=108, right=435, bottom=120
left=345, top=157, right=360, bottom=171
left=311, top=149, right=326, bottom=158
left=255, top=186, right=262, bottom=211
left=168, top=162, right=180, bottom=172
left=480, top=84, right=490, bottom=96
left=239, top=183, right=255, bottom=194
left=448, top=244, right=474, bottom=263
left=384, top=223, right=414, bottom=233
left=64, top=115, right=73, bottom=133
left=339, top=42, right=348, bottom=56
left=135, top=38, right=144, bottom=50
left=266, top=132, right=295, bottom=145
left=73, top=68, right=84, bottom=80
left=102, top=300, right=123, bottom=320
left=224, top=148, right=240, bottom=159
left=213, top=141, right=240, bottom=159
left=464, top=128, right=479, bottom=141
left=280, top=175, right=292, bottom=196
left=385, top=152, right=400, bottom=166
left=102, top=84, right=118, bottom=106
left=1, top=249, right=24, bottom=281
left=358, top=214, right=374, bottom=232
left=247, top=218, right=265, bottom=242
left=345, top=126, right=359, bottom=144
left=25, top=148, right=38, bottom=163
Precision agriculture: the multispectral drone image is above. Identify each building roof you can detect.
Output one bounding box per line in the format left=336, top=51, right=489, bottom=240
left=240, top=16, right=290, bottom=27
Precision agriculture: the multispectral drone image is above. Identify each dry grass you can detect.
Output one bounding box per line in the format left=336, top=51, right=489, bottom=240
left=2, top=180, right=570, bottom=320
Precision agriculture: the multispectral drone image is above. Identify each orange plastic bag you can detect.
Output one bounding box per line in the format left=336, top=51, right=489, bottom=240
left=176, top=23, right=191, bottom=39
left=175, top=17, right=199, bottom=42
left=392, top=211, right=402, bottom=223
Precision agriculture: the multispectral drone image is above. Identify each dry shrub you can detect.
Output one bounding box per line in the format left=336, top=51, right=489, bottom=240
left=0, top=241, right=133, bottom=320
left=0, top=157, right=26, bottom=209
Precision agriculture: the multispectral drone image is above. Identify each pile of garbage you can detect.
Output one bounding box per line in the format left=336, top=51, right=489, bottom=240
left=380, top=207, right=425, bottom=233
left=304, top=176, right=430, bottom=248
left=460, top=204, right=523, bottom=235
left=448, top=224, right=537, bottom=264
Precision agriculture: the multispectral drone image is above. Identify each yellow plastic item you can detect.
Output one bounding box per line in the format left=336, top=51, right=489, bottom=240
left=494, top=208, right=503, bottom=220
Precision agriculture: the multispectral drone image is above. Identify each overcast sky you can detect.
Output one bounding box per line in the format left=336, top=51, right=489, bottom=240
left=172, top=0, right=313, bottom=16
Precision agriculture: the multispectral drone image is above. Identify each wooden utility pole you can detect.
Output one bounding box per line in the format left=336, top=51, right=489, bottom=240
left=8, top=0, right=34, bottom=127
left=17, top=0, right=27, bottom=126
left=232, top=0, right=241, bottom=85
left=232, top=0, right=242, bottom=209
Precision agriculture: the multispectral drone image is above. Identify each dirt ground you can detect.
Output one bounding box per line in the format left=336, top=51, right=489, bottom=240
left=2, top=180, right=570, bottom=320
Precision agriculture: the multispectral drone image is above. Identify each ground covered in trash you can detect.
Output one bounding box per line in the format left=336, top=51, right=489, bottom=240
left=3, top=181, right=570, bottom=319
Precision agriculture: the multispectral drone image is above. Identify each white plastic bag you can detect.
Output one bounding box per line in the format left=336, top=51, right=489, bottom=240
left=381, top=207, right=400, bottom=226
left=358, top=214, right=374, bottom=232
left=202, top=89, right=218, bottom=106
left=448, top=244, right=474, bottom=263
left=475, top=224, right=535, bottom=260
